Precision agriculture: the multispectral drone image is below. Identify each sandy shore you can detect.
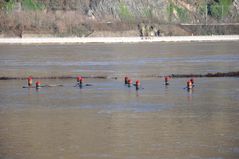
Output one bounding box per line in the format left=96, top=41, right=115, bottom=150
left=0, top=35, right=239, bottom=44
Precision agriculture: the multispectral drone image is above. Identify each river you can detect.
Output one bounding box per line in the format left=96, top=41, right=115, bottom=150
left=0, top=41, right=239, bottom=159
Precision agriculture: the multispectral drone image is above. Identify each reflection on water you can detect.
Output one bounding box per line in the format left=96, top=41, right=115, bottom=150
left=0, top=42, right=239, bottom=77
left=0, top=78, right=239, bottom=159
left=0, top=41, right=239, bottom=159
left=1, top=55, right=239, bottom=66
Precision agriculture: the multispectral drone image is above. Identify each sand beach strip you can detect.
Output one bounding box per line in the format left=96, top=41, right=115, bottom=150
left=0, top=35, right=239, bottom=44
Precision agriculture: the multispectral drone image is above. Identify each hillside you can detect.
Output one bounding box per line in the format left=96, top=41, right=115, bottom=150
left=0, top=0, right=238, bottom=37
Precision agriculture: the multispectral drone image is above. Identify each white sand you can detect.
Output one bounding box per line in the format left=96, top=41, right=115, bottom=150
left=0, top=35, right=239, bottom=44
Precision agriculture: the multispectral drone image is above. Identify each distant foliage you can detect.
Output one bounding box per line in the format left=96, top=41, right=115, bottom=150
left=143, top=7, right=153, bottom=19
left=167, top=1, right=173, bottom=22
left=167, top=1, right=188, bottom=23
left=210, top=0, right=232, bottom=19
left=3, top=0, right=44, bottom=11
left=118, top=2, right=133, bottom=22
left=0, top=0, right=238, bottom=37
left=22, top=0, right=45, bottom=10
left=220, top=0, right=232, bottom=14
left=4, top=0, right=15, bottom=11
left=175, top=5, right=188, bottom=22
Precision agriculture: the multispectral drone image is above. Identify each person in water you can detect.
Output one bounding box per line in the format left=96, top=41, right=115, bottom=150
left=135, top=80, right=140, bottom=90
left=125, top=76, right=128, bottom=85
left=190, top=78, right=195, bottom=87
left=128, top=79, right=132, bottom=87
left=27, top=76, right=33, bottom=86
left=75, top=76, right=92, bottom=88
left=35, top=81, right=41, bottom=89
left=187, top=80, right=193, bottom=89
left=75, top=76, right=83, bottom=87
left=164, top=76, right=169, bottom=85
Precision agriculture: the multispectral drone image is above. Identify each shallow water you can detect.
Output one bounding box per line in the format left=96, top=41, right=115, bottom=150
left=0, top=41, right=239, bottom=77
left=0, top=77, right=239, bottom=159
left=0, top=41, right=239, bottom=159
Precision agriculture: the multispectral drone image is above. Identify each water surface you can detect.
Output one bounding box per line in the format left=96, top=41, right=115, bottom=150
left=0, top=78, right=239, bottom=159
left=0, top=41, right=238, bottom=77
left=0, top=41, right=239, bottom=159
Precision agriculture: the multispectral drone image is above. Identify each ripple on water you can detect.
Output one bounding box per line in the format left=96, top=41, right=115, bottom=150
left=78, top=103, right=174, bottom=114
left=1, top=55, right=239, bottom=67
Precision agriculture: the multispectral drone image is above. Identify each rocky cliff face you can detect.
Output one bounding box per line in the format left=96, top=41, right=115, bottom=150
left=85, top=0, right=237, bottom=23
left=42, top=0, right=169, bottom=20
left=2, top=0, right=238, bottom=23
left=88, top=0, right=169, bottom=21
left=0, top=0, right=238, bottom=37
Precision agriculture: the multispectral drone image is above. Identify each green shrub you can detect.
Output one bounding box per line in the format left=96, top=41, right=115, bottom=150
left=143, top=7, right=153, bottom=19
left=167, top=1, right=188, bottom=23
left=198, top=3, right=207, bottom=15
left=220, top=0, right=232, bottom=16
left=211, top=0, right=232, bottom=19
left=167, top=2, right=174, bottom=22
left=118, top=2, right=133, bottom=22
left=5, top=0, right=15, bottom=11
left=22, top=0, right=45, bottom=10
left=175, top=5, right=188, bottom=22
left=211, top=3, right=222, bottom=19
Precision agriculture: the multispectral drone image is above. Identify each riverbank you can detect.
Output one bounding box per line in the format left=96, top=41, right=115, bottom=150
left=0, top=35, right=239, bottom=44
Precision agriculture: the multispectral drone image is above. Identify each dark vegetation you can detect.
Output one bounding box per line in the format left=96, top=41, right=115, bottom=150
left=1, top=71, right=239, bottom=80
left=170, top=71, right=239, bottom=78
left=0, top=0, right=238, bottom=37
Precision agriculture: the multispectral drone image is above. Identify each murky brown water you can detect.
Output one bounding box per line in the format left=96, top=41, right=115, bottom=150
left=0, top=41, right=239, bottom=77
left=0, top=42, right=239, bottom=159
